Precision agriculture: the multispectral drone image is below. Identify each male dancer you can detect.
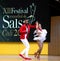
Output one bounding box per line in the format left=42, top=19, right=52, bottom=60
left=33, top=23, right=47, bottom=59
left=19, top=19, right=36, bottom=60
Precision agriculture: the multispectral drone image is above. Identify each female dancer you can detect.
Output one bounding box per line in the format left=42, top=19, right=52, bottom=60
left=33, top=23, right=47, bottom=59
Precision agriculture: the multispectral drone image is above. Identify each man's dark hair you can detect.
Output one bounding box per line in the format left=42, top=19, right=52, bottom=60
left=24, top=18, right=29, bottom=20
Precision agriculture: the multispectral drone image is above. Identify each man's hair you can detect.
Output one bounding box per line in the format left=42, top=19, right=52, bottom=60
left=24, top=18, right=29, bottom=21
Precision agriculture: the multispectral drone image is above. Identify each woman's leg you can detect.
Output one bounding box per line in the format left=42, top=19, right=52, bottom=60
left=37, top=41, right=43, bottom=59
left=34, top=40, right=43, bottom=59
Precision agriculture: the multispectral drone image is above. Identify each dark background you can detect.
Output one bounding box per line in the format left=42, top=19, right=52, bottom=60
left=49, top=0, right=60, bottom=16
left=0, top=0, right=50, bottom=42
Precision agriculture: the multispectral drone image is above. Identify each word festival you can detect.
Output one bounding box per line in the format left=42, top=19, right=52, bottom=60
left=2, top=3, right=36, bottom=29
left=2, top=7, right=28, bottom=28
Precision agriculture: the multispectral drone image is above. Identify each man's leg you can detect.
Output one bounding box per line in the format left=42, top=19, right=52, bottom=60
left=23, top=39, right=30, bottom=57
left=20, top=39, right=26, bottom=55
left=19, top=39, right=32, bottom=60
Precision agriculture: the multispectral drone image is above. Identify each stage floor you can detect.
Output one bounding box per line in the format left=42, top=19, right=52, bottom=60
left=0, top=55, right=60, bottom=61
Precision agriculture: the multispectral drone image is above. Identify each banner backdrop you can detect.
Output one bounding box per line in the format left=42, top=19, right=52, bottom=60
left=0, top=0, right=50, bottom=42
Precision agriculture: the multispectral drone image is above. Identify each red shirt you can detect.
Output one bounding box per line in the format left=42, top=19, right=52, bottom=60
left=19, top=24, right=36, bottom=39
